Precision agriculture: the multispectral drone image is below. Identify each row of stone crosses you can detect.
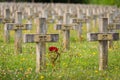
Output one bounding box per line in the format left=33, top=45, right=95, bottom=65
left=0, top=3, right=120, bottom=73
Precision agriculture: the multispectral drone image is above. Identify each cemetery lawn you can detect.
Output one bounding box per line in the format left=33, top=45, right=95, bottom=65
left=0, top=23, right=120, bottom=80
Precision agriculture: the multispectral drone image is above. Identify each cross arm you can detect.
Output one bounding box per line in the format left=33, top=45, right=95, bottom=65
left=23, top=34, right=59, bottom=43
left=108, top=23, right=120, bottom=30
left=70, top=14, right=77, bottom=18
left=47, top=18, right=55, bottom=23
left=55, top=24, right=77, bottom=30
left=92, top=15, right=98, bottom=19
left=85, top=16, right=93, bottom=20
left=72, top=18, right=86, bottom=23
left=28, top=13, right=39, bottom=20
left=87, top=32, right=119, bottom=41
left=2, top=18, right=14, bottom=24
left=6, top=23, right=32, bottom=30
left=57, top=16, right=63, bottom=20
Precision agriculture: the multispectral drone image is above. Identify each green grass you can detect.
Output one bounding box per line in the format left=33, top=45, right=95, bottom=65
left=0, top=20, right=120, bottom=80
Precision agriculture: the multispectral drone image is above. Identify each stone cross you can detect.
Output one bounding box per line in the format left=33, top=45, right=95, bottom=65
left=87, top=17, right=119, bottom=70
left=108, top=19, right=120, bottom=48
left=5, top=11, right=32, bottom=54
left=107, top=12, right=116, bottom=48
left=0, top=8, right=14, bottom=43
left=108, top=23, right=120, bottom=30
left=27, top=11, right=40, bottom=23
left=23, top=18, right=59, bottom=73
left=72, top=15, right=86, bottom=41
left=55, top=13, right=76, bottom=50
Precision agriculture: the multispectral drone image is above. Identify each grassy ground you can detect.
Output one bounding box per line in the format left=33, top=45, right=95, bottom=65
left=0, top=20, right=120, bottom=80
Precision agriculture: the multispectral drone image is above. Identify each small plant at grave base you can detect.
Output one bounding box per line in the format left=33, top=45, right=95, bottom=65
left=48, top=46, right=60, bottom=70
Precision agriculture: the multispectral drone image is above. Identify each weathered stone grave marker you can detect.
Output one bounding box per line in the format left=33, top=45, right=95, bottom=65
left=55, top=13, right=76, bottom=50
left=27, top=11, right=40, bottom=24
left=108, top=19, right=120, bottom=48
left=87, top=17, right=119, bottom=70
left=5, top=11, right=32, bottom=54
left=108, top=23, right=120, bottom=30
left=107, top=12, right=116, bottom=48
left=72, top=16, right=86, bottom=41
left=23, top=18, right=59, bottom=73
left=0, top=8, right=14, bottom=43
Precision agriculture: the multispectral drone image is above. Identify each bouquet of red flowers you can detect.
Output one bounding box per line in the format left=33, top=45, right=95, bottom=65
left=49, top=46, right=58, bottom=53
left=48, top=46, right=60, bottom=67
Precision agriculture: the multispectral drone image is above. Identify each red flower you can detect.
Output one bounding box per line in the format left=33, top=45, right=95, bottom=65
left=49, top=46, right=58, bottom=52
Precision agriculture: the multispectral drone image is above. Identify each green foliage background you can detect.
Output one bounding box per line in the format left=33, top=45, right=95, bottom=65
left=1, top=0, right=120, bottom=7
left=88, top=0, right=119, bottom=6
